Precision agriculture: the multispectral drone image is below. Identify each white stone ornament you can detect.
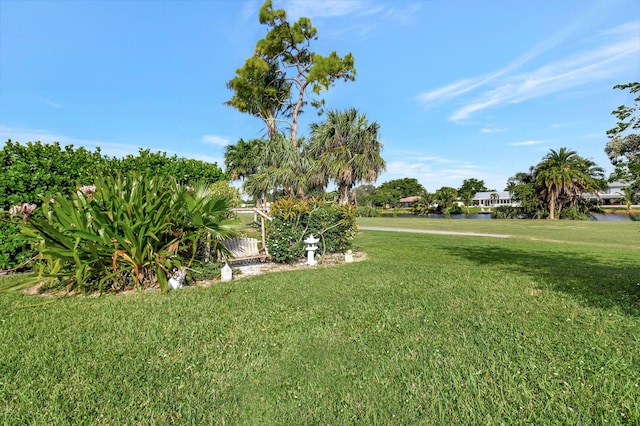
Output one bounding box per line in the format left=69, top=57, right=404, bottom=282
left=221, top=263, right=233, bottom=282
left=304, top=234, right=320, bottom=266
left=344, top=249, right=354, bottom=263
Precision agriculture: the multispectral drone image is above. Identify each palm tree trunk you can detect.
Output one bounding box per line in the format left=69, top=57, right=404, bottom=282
left=338, top=186, right=350, bottom=205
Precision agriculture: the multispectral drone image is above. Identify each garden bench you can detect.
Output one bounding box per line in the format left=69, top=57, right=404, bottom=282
left=221, top=237, right=270, bottom=264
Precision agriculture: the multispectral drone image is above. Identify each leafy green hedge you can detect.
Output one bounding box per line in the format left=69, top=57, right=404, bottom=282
left=267, top=198, right=357, bottom=263
left=0, top=140, right=227, bottom=270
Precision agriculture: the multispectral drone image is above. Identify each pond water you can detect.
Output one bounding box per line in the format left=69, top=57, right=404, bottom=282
left=383, top=213, right=633, bottom=222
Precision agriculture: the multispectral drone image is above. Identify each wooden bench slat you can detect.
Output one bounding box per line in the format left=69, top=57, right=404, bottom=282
left=222, top=237, right=270, bottom=263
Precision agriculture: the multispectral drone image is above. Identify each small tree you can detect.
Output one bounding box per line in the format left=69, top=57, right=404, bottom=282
left=458, top=178, right=489, bottom=195
left=618, top=186, right=636, bottom=209
left=435, top=187, right=459, bottom=216
left=460, top=191, right=474, bottom=215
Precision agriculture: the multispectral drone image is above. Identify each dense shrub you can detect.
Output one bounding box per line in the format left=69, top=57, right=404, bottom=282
left=491, top=206, right=524, bottom=219
left=113, top=149, right=227, bottom=183
left=16, top=173, right=237, bottom=293
left=356, top=205, right=380, bottom=217
left=0, top=141, right=111, bottom=269
left=267, top=198, right=357, bottom=263
left=0, top=140, right=228, bottom=270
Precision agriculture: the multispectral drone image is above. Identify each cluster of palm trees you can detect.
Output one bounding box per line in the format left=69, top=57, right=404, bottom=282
left=224, top=108, right=386, bottom=205
left=507, top=147, right=606, bottom=219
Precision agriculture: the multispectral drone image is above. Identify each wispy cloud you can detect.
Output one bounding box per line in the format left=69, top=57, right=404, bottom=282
left=277, top=0, right=418, bottom=36
left=417, top=14, right=581, bottom=108
left=450, top=24, right=639, bottom=121
left=419, top=20, right=640, bottom=122
left=35, top=96, right=63, bottom=109
left=481, top=127, right=506, bottom=134
left=510, top=140, right=546, bottom=146
left=382, top=3, right=422, bottom=25
left=201, top=134, right=230, bottom=147
left=384, top=159, right=494, bottom=191
left=280, top=0, right=370, bottom=20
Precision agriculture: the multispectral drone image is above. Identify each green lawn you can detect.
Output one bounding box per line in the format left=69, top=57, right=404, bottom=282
left=1, top=219, right=638, bottom=424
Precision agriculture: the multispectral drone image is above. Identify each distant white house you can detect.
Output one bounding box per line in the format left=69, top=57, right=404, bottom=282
left=472, top=191, right=518, bottom=207
left=472, top=182, right=634, bottom=207
left=585, top=181, right=631, bottom=203
left=398, top=182, right=634, bottom=209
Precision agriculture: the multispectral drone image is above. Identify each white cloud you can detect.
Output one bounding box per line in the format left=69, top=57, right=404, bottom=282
left=201, top=134, right=230, bottom=147
left=481, top=127, right=506, bottom=133
left=449, top=21, right=640, bottom=121
left=510, top=140, right=546, bottom=146
left=280, top=0, right=370, bottom=20
left=380, top=155, right=497, bottom=191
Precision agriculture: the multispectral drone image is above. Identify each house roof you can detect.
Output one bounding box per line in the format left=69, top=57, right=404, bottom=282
left=399, top=196, right=421, bottom=203
left=473, top=191, right=512, bottom=200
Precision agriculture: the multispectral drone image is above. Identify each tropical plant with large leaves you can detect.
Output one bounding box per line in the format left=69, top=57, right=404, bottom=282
left=309, top=109, right=386, bottom=205
left=18, top=173, right=237, bottom=294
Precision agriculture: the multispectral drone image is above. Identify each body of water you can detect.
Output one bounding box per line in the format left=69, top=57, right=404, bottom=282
left=383, top=213, right=634, bottom=222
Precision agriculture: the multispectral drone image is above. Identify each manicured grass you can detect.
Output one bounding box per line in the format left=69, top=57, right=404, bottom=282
left=359, top=216, right=640, bottom=248
left=1, top=220, right=639, bottom=424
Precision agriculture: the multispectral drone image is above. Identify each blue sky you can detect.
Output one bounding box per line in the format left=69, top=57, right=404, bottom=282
left=1, top=0, right=638, bottom=192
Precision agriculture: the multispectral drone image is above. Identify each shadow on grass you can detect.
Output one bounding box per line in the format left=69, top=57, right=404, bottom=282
left=441, top=244, right=640, bottom=317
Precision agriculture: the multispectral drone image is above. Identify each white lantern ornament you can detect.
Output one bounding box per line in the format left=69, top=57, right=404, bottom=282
left=304, top=234, right=320, bottom=266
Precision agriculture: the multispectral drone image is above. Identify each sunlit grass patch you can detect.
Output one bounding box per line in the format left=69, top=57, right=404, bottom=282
left=1, top=222, right=638, bottom=424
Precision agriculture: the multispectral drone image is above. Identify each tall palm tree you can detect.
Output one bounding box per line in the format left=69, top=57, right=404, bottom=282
left=308, top=109, right=386, bottom=205
left=534, top=147, right=605, bottom=219
left=243, top=133, right=317, bottom=201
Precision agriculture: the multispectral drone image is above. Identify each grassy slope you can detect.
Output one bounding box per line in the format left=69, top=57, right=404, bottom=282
left=1, top=219, right=639, bottom=424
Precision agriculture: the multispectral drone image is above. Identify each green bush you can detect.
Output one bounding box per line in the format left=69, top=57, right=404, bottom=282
left=267, top=198, right=357, bottom=263
left=0, top=141, right=228, bottom=270
left=0, top=140, right=111, bottom=269
left=356, top=205, right=380, bottom=217
left=113, top=148, right=227, bottom=183
left=16, top=173, right=237, bottom=294
left=491, top=206, right=523, bottom=219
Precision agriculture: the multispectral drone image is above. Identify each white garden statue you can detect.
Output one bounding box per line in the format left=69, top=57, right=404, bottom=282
left=304, top=234, right=320, bottom=266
